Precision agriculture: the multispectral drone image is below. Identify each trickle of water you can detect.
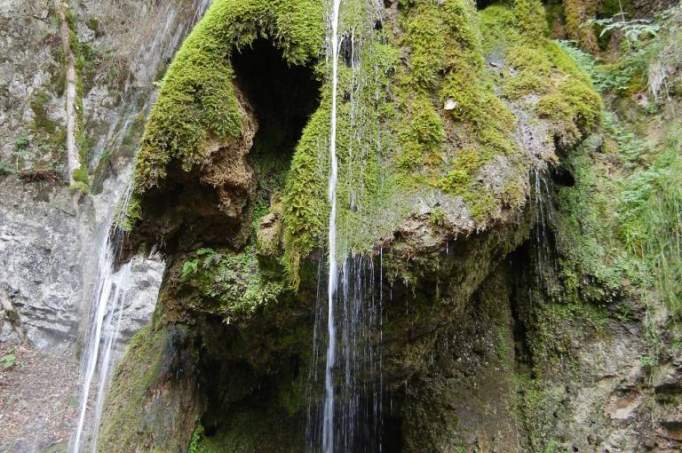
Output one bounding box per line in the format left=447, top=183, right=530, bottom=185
left=322, top=1, right=343, bottom=451
left=70, top=185, right=135, bottom=453
left=70, top=2, right=213, bottom=451
left=529, top=166, right=558, bottom=290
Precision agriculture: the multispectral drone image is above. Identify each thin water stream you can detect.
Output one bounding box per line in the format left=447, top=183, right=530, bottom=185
left=319, top=1, right=387, bottom=451
left=322, top=1, right=343, bottom=451
left=70, top=191, right=134, bottom=453
left=69, top=1, right=213, bottom=451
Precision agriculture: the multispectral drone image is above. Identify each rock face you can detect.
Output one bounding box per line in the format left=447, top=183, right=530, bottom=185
left=0, top=178, right=82, bottom=348
left=1, top=1, right=681, bottom=453
left=95, top=0, right=682, bottom=451
left=0, top=0, right=210, bottom=351
left=0, top=0, right=212, bottom=450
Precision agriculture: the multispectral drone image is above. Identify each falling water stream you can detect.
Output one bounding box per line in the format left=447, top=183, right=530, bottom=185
left=69, top=1, right=213, bottom=451
left=70, top=186, right=134, bottom=453
left=318, top=1, right=385, bottom=451
left=322, top=0, right=343, bottom=451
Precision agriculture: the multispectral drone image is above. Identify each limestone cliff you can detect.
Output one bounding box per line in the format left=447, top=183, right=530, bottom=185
left=0, top=0, right=680, bottom=452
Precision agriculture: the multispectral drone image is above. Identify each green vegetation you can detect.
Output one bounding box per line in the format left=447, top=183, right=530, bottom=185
left=97, top=2, right=682, bottom=451
left=178, top=246, right=286, bottom=324
left=65, top=8, right=90, bottom=185
left=619, top=130, right=682, bottom=315
left=0, top=351, right=17, bottom=370
left=132, top=0, right=324, bottom=194
left=127, top=0, right=608, bottom=288
left=397, top=0, right=520, bottom=220
left=481, top=3, right=602, bottom=146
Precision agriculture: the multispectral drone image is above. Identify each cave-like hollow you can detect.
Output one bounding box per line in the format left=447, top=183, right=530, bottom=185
left=232, top=38, right=322, bottom=210
left=126, top=39, right=321, bottom=257
left=190, top=39, right=327, bottom=445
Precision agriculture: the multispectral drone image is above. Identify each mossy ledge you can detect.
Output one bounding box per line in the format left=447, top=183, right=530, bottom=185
left=122, top=0, right=325, bottom=256
left=100, top=0, right=620, bottom=451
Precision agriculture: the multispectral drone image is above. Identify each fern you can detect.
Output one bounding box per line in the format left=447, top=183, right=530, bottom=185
left=590, top=17, right=660, bottom=43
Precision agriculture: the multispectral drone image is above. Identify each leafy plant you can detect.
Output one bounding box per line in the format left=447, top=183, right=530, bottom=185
left=590, top=17, right=660, bottom=44
left=181, top=260, right=199, bottom=281
left=1, top=352, right=17, bottom=370
left=181, top=248, right=219, bottom=282
left=15, top=134, right=29, bottom=152
left=0, top=160, right=15, bottom=176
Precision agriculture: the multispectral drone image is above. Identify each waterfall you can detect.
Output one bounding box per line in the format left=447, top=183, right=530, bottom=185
left=530, top=166, right=558, bottom=289
left=70, top=186, right=134, bottom=453
left=322, top=0, right=343, bottom=450
left=315, top=1, right=386, bottom=451
left=69, top=1, right=213, bottom=451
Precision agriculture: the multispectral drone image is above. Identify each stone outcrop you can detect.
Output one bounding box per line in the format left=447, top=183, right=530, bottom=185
left=1, top=0, right=681, bottom=452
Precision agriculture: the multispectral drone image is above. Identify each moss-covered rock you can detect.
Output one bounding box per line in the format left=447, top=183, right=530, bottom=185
left=99, top=0, right=628, bottom=451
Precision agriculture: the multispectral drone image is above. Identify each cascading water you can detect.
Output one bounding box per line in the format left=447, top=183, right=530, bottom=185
left=314, top=1, right=385, bottom=451
left=322, top=0, right=342, bottom=450
left=70, top=185, right=135, bottom=453
left=529, top=166, right=558, bottom=288
left=69, top=1, right=213, bottom=451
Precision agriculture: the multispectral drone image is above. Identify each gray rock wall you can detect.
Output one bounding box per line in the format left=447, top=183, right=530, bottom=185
left=0, top=0, right=211, bottom=351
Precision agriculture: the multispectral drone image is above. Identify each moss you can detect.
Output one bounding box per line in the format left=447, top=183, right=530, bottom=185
left=27, top=90, right=66, bottom=167
left=99, top=325, right=179, bottom=451
left=282, top=105, right=328, bottom=285
left=132, top=0, right=324, bottom=194
left=391, top=0, right=520, bottom=222
left=514, top=0, right=548, bottom=41
left=563, top=0, right=599, bottom=52
left=481, top=2, right=602, bottom=147
left=402, top=4, right=449, bottom=90
left=130, top=0, right=602, bottom=284
left=58, top=4, right=91, bottom=186
left=30, top=91, right=57, bottom=134
left=178, top=246, right=287, bottom=323
left=187, top=405, right=303, bottom=453
left=398, top=97, right=445, bottom=171
left=536, top=75, right=602, bottom=143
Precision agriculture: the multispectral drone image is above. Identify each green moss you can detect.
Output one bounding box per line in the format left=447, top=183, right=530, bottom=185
left=514, top=0, right=548, bottom=41
left=481, top=3, right=602, bottom=147
left=132, top=0, right=324, bottom=193
left=536, top=75, right=602, bottom=142
left=402, top=5, right=449, bottom=90
left=187, top=405, right=303, bottom=453
left=30, top=91, right=57, bottom=134
left=57, top=4, right=91, bottom=185
left=392, top=0, right=520, bottom=221
left=563, top=0, right=599, bottom=52
left=397, top=97, right=445, bottom=171
left=98, top=325, right=169, bottom=450
left=179, top=246, right=287, bottom=323
left=131, top=0, right=604, bottom=285
left=282, top=105, right=328, bottom=285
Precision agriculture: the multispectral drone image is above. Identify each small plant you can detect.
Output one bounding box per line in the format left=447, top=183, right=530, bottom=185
left=180, top=248, right=219, bottom=281
left=590, top=16, right=661, bottom=45
left=187, top=424, right=205, bottom=453
left=639, top=354, right=658, bottom=370
left=181, top=260, right=199, bottom=281
left=13, top=134, right=32, bottom=172
left=429, top=207, right=447, bottom=227
left=1, top=352, right=17, bottom=370
left=15, top=134, right=29, bottom=152
left=0, top=160, right=15, bottom=176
